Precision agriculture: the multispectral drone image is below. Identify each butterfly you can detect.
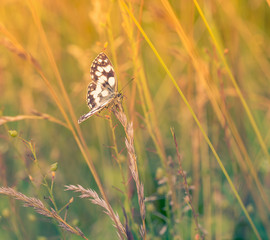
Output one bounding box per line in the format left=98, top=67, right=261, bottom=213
left=78, top=52, right=121, bottom=124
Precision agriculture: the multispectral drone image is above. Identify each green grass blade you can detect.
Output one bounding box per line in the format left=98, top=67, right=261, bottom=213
left=119, top=1, right=262, bottom=239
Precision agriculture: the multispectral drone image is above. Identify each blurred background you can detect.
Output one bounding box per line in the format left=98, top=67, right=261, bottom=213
left=0, top=0, right=269, bottom=239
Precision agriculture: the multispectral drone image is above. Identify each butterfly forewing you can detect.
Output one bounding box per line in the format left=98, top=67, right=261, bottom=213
left=90, top=52, right=117, bottom=89
left=78, top=52, right=118, bottom=124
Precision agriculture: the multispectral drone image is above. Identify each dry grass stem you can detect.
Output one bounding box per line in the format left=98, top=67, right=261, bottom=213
left=1, top=20, right=125, bottom=240
left=1, top=1, right=268, bottom=238
left=65, top=185, right=127, bottom=239
left=112, top=101, right=146, bottom=239
left=0, top=114, right=68, bottom=129
left=171, top=129, right=205, bottom=239
left=0, top=36, right=41, bottom=71
left=0, top=187, right=88, bottom=240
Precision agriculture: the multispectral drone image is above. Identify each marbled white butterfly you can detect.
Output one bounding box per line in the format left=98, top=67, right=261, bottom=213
left=78, top=52, right=121, bottom=124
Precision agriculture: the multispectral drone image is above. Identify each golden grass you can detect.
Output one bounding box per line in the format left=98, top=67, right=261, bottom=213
left=0, top=187, right=88, bottom=240
left=120, top=1, right=261, bottom=238
left=0, top=0, right=269, bottom=239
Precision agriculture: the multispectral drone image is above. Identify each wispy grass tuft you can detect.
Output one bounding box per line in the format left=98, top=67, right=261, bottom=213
left=0, top=187, right=88, bottom=240
left=65, top=184, right=127, bottom=239
left=0, top=0, right=269, bottom=239
left=0, top=11, right=125, bottom=240
left=112, top=99, right=146, bottom=240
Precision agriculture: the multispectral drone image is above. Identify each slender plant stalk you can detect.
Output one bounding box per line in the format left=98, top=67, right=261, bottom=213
left=118, top=2, right=179, bottom=234
left=118, top=1, right=261, bottom=239
left=1, top=15, right=126, bottom=240
left=65, top=185, right=127, bottom=239
left=0, top=114, right=68, bottom=129
left=167, top=4, right=270, bottom=234
left=20, top=2, right=127, bottom=239
left=159, top=0, right=270, bottom=215
left=193, top=0, right=269, bottom=161
left=221, top=0, right=270, bottom=80
left=106, top=9, right=140, bottom=237
left=171, top=129, right=204, bottom=240
left=112, top=100, right=146, bottom=240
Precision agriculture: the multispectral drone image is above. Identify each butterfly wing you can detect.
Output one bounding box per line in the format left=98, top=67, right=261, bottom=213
left=78, top=52, right=117, bottom=124
left=77, top=98, right=113, bottom=124
left=90, top=52, right=117, bottom=91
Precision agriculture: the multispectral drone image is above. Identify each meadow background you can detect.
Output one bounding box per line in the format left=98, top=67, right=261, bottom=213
left=0, top=0, right=269, bottom=239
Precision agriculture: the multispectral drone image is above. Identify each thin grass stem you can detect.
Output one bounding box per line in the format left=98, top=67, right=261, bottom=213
left=119, top=1, right=261, bottom=239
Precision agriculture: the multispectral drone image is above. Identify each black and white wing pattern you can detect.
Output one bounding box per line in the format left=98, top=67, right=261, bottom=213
left=78, top=52, right=118, bottom=124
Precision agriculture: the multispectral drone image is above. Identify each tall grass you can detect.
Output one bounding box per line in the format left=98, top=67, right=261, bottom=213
left=0, top=0, right=269, bottom=239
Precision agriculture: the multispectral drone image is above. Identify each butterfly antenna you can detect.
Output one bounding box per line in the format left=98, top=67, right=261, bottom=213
left=119, top=77, right=135, bottom=94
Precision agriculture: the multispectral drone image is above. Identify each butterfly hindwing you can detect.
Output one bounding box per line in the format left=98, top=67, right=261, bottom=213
left=78, top=52, right=119, bottom=124
left=77, top=98, right=112, bottom=124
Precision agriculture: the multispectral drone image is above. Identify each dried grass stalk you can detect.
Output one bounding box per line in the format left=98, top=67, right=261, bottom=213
left=1, top=22, right=125, bottom=240
left=171, top=129, right=205, bottom=240
left=65, top=185, right=127, bottom=239
left=0, top=36, right=41, bottom=71
left=0, top=187, right=88, bottom=240
left=112, top=101, right=146, bottom=239
left=0, top=113, right=68, bottom=129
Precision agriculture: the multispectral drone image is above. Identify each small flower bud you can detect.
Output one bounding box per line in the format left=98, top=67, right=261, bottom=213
left=8, top=130, right=18, bottom=137
left=50, top=162, right=58, bottom=172
left=72, top=218, right=79, bottom=226
left=184, top=196, right=190, bottom=204
left=2, top=208, right=10, bottom=218
left=146, top=203, right=155, bottom=213
left=28, top=213, right=36, bottom=221
left=155, top=168, right=164, bottom=180
left=29, top=175, right=33, bottom=181
left=157, top=185, right=167, bottom=195
left=195, top=233, right=200, bottom=240
left=186, top=177, right=192, bottom=185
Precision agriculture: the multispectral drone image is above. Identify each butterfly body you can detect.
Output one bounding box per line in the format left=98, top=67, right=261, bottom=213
left=78, top=52, right=120, bottom=124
